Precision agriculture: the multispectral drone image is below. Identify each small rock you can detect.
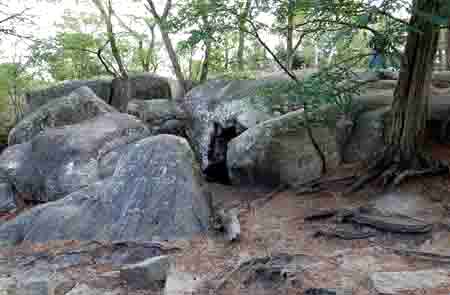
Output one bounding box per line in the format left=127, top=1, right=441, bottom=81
left=369, top=269, right=450, bottom=294
left=120, top=256, right=171, bottom=290
left=0, top=278, right=16, bottom=295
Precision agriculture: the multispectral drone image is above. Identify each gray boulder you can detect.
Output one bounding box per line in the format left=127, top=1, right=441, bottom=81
left=0, top=135, right=210, bottom=245
left=130, top=73, right=172, bottom=100
left=9, top=87, right=117, bottom=145
left=0, top=113, right=150, bottom=203
left=342, top=107, right=389, bottom=163
left=120, top=256, right=171, bottom=289
left=127, top=99, right=187, bottom=136
left=25, top=74, right=172, bottom=113
left=181, top=79, right=284, bottom=181
left=26, top=79, right=112, bottom=114
left=227, top=109, right=339, bottom=188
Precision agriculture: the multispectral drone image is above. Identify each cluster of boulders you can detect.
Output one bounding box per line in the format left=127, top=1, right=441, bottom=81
left=0, top=73, right=399, bottom=243
left=1, top=70, right=450, bottom=293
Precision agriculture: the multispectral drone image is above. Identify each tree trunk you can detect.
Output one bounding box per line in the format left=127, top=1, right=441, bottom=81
left=146, top=0, right=187, bottom=96
left=286, top=0, right=296, bottom=70
left=200, top=42, right=210, bottom=83
left=388, top=0, right=443, bottom=164
left=447, top=25, right=450, bottom=70
left=111, top=77, right=132, bottom=112
left=237, top=0, right=252, bottom=71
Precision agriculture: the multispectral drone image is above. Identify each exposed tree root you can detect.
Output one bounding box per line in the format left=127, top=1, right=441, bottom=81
left=296, top=175, right=356, bottom=195
left=346, top=147, right=449, bottom=194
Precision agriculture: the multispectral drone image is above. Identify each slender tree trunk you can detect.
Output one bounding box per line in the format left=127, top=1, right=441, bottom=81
left=200, top=42, right=210, bottom=82
left=447, top=25, right=450, bottom=70
left=286, top=0, right=296, bottom=70
left=388, top=0, right=443, bottom=164
left=237, top=0, right=252, bottom=71
left=146, top=0, right=187, bottom=96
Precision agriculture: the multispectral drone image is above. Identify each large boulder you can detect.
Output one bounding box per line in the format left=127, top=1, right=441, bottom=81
left=181, top=79, right=285, bottom=181
left=127, top=99, right=187, bottom=136
left=130, top=73, right=172, bottom=100
left=227, top=109, right=339, bottom=188
left=0, top=113, right=150, bottom=203
left=9, top=87, right=117, bottom=145
left=342, top=107, right=389, bottom=163
left=25, top=74, right=172, bottom=113
left=25, top=79, right=112, bottom=114
left=0, top=135, right=210, bottom=245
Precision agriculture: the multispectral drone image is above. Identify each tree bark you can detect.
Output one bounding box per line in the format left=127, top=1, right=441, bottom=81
left=146, top=0, right=187, bottom=96
left=447, top=24, right=450, bottom=70
left=200, top=41, right=210, bottom=82
left=388, top=0, right=443, bottom=165
left=285, top=0, right=296, bottom=70
left=237, top=0, right=252, bottom=71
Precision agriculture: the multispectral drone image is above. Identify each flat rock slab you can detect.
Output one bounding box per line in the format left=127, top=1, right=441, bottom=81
left=120, top=255, right=171, bottom=289
left=369, top=269, right=450, bottom=294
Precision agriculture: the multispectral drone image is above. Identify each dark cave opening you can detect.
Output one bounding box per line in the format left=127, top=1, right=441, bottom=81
left=204, top=122, right=239, bottom=185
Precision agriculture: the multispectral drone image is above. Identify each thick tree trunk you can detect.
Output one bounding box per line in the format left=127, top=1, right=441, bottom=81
left=388, top=0, right=442, bottom=165
left=111, top=77, right=132, bottom=112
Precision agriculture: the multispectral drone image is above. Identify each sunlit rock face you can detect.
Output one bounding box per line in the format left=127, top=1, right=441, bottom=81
left=9, top=87, right=117, bottom=146
left=0, top=135, right=210, bottom=245
left=0, top=113, right=150, bottom=203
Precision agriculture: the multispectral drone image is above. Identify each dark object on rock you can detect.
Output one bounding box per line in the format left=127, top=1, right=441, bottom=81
left=0, top=135, right=210, bottom=245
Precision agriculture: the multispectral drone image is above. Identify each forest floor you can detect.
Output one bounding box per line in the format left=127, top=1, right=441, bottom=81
left=1, top=147, right=450, bottom=294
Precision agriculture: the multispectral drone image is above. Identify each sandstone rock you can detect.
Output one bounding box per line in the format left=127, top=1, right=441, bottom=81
left=127, top=99, right=187, bottom=136
left=369, top=269, right=450, bottom=294
left=0, top=113, right=150, bottom=203
left=227, top=109, right=338, bottom=187
left=9, top=87, right=117, bottom=145
left=0, top=135, right=210, bottom=244
left=120, top=256, right=171, bottom=289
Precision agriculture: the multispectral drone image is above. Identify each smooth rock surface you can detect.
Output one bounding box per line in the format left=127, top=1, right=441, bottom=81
left=25, top=74, right=172, bottom=113
left=0, top=113, right=150, bottom=202
left=9, top=87, right=117, bottom=145
left=369, top=269, right=450, bottom=294
left=120, top=256, right=171, bottom=289
left=181, top=79, right=281, bottom=175
left=127, top=99, right=187, bottom=136
left=227, top=109, right=338, bottom=187
left=0, top=135, right=210, bottom=245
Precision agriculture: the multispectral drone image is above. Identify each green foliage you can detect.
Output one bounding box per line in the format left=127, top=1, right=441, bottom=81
left=256, top=65, right=364, bottom=120
left=217, top=70, right=257, bottom=80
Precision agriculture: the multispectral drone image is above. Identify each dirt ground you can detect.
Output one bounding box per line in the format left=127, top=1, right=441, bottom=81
left=1, top=144, right=450, bottom=294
